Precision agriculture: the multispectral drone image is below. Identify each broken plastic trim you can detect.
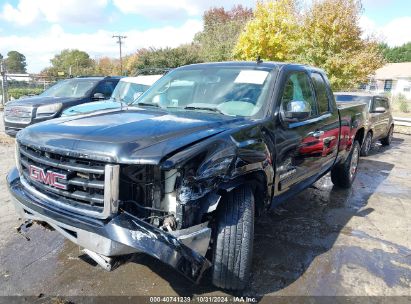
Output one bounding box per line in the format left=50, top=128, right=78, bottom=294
left=107, top=213, right=211, bottom=283
left=16, top=219, right=33, bottom=241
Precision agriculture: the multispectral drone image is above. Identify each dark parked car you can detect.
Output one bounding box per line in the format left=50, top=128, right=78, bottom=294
left=3, top=76, right=121, bottom=136
left=7, top=62, right=367, bottom=290
left=335, top=92, right=394, bottom=156
left=61, top=75, right=163, bottom=117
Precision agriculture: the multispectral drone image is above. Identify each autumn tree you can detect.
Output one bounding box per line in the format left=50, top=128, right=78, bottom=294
left=293, top=0, right=384, bottom=90
left=94, top=57, right=121, bottom=76
left=195, top=5, right=253, bottom=61
left=233, top=0, right=300, bottom=61
left=5, top=51, right=27, bottom=73
left=123, top=53, right=140, bottom=75
left=234, top=0, right=384, bottom=90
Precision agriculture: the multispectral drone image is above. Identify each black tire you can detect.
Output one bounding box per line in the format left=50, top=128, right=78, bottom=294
left=381, top=125, right=394, bottom=146
left=212, top=186, right=255, bottom=290
left=331, top=140, right=360, bottom=188
left=360, top=132, right=373, bottom=156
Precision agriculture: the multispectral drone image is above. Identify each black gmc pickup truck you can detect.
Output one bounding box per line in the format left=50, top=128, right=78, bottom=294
left=7, top=62, right=366, bottom=290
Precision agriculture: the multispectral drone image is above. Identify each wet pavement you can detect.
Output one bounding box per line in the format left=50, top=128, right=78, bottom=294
left=0, top=132, right=410, bottom=298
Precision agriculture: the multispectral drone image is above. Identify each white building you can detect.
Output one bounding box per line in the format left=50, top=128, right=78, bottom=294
left=364, top=62, right=411, bottom=99
left=6, top=73, right=32, bottom=82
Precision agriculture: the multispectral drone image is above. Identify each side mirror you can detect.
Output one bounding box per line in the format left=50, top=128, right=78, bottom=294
left=372, top=106, right=386, bottom=113
left=92, top=93, right=105, bottom=101
left=283, top=100, right=311, bottom=121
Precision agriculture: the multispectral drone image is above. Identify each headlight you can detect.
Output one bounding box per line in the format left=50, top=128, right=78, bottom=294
left=36, top=103, right=62, bottom=118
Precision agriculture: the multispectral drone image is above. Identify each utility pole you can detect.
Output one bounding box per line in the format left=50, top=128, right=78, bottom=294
left=0, top=60, right=8, bottom=106
left=112, top=34, right=127, bottom=75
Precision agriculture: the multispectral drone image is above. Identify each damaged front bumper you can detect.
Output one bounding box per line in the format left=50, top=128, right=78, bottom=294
left=6, top=167, right=212, bottom=283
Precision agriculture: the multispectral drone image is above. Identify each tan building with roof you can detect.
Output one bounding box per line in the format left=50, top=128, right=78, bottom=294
left=364, top=62, right=411, bottom=99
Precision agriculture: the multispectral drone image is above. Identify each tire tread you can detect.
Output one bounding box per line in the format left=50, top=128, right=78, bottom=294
left=331, top=140, right=360, bottom=188
left=212, top=186, right=254, bottom=290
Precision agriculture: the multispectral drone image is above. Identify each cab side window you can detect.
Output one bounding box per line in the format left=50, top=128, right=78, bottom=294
left=373, top=97, right=389, bottom=110
left=311, top=72, right=330, bottom=114
left=281, top=72, right=318, bottom=120
left=95, top=81, right=115, bottom=98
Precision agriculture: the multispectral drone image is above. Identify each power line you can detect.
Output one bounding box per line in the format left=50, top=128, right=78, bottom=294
left=112, top=34, right=127, bottom=75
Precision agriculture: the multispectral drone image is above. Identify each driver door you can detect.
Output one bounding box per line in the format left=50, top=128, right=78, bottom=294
left=275, top=70, right=329, bottom=192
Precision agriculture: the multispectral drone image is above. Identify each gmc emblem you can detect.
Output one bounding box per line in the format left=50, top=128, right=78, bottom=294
left=29, top=165, right=67, bottom=190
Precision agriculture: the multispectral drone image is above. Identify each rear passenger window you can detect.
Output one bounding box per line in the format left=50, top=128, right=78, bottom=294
left=373, top=97, right=389, bottom=110
left=95, top=81, right=116, bottom=98
left=311, top=72, right=330, bottom=114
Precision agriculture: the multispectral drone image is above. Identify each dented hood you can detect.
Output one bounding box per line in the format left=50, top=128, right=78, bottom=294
left=17, top=108, right=245, bottom=164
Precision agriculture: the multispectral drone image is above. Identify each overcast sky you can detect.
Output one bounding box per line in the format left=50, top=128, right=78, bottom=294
left=0, top=0, right=410, bottom=73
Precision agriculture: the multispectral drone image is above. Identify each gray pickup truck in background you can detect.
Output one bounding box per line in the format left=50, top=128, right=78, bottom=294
left=335, top=92, right=394, bottom=156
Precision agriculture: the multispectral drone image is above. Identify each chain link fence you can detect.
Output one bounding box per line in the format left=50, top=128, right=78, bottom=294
left=1, top=60, right=59, bottom=108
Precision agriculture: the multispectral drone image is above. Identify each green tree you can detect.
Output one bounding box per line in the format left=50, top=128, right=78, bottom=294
left=48, top=49, right=95, bottom=76
left=129, top=44, right=203, bottom=73
left=5, top=51, right=27, bottom=73
left=233, top=0, right=300, bottom=61
left=195, top=5, right=253, bottom=61
left=380, top=42, right=411, bottom=63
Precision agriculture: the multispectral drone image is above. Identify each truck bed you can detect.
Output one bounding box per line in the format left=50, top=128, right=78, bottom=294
left=336, top=102, right=367, bottom=163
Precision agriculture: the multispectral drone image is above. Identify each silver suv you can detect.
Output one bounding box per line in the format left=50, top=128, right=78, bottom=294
left=335, top=92, right=394, bottom=156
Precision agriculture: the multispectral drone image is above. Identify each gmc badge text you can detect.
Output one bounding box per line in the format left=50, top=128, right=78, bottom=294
left=7, top=62, right=367, bottom=290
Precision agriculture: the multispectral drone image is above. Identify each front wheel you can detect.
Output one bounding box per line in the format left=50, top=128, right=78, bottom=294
left=380, top=125, right=394, bottom=146
left=212, top=186, right=255, bottom=290
left=331, top=140, right=360, bottom=188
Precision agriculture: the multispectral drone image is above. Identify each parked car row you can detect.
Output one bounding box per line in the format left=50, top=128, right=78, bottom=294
left=5, top=61, right=393, bottom=291
left=3, top=74, right=164, bottom=136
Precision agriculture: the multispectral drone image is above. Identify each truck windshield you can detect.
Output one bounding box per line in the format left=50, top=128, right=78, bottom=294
left=41, top=79, right=99, bottom=98
left=112, top=81, right=150, bottom=104
left=134, top=67, right=274, bottom=117
left=335, top=95, right=372, bottom=104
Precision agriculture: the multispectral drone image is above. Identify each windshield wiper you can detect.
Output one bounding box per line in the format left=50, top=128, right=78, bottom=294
left=137, top=102, right=160, bottom=108
left=183, top=105, right=225, bottom=115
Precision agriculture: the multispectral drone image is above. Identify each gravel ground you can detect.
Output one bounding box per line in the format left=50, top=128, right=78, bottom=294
left=0, top=112, right=410, bottom=300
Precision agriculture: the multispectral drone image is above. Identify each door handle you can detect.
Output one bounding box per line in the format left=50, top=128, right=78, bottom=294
left=312, top=130, right=324, bottom=138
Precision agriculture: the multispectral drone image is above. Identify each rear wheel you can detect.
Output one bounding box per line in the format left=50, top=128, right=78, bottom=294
left=381, top=125, right=394, bottom=146
left=360, top=132, right=373, bottom=156
left=212, top=186, right=255, bottom=290
left=331, top=140, right=360, bottom=188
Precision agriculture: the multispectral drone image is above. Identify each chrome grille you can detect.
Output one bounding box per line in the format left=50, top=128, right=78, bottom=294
left=18, top=143, right=119, bottom=219
left=5, top=106, right=33, bottom=124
